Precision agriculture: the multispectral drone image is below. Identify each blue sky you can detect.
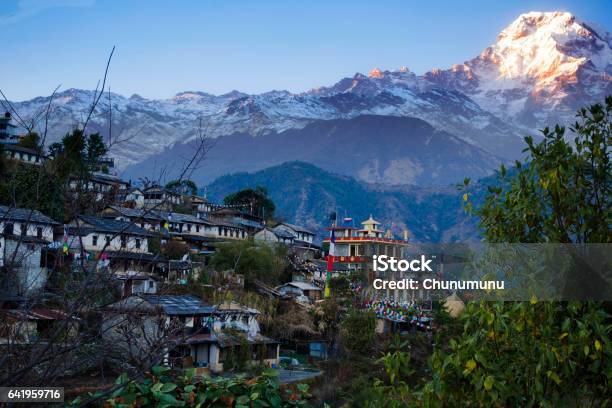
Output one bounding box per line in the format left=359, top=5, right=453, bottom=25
left=1, top=0, right=611, bottom=100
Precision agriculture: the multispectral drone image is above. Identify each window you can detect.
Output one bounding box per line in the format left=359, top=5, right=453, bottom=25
left=92, top=235, right=98, bottom=246
left=195, top=225, right=200, bottom=233
left=37, top=227, right=43, bottom=239
left=187, top=224, right=192, bottom=232
left=105, top=235, right=111, bottom=246
left=135, top=239, right=141, bottom=249
left=266, top=344, right=278, bottom=359
left=120, top=236, right=127, bottom=248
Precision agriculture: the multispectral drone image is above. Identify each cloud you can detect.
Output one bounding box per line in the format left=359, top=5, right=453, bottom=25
left=0, top=0, right=95, bottom=26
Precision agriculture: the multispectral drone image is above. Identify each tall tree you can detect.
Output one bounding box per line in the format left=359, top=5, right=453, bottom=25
left=418, top=97, right=612, bottom=406
left=165, top=179, right=198, bottom=196
left=471, top=96, right=610, bottom=244
left=223, top=186, right=275, bottom=219
left=86, top=133, right=108, bottom=165
left=18, top=132, right=42, bottom=151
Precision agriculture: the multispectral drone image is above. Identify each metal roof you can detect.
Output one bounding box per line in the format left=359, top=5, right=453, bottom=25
left=90, top=172, right=128, bottom=185
left=157, top=211, right=213, bottom=225
left=74, top=215, right=153, bottom=236
left=257, top=227, right=293, bottom=240
left=278, top=281, right=322, bottom=291
left=278, top=222, right=315, bottom=236
left=104, top=205, right=163, bottom=221
left=140, top=294, right=215, bottom=315
left=0, top=205, right=59, bottom=225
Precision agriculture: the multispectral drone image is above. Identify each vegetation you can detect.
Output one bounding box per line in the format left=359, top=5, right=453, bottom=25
left=161, top=240, right=190, bottom=260
left=166, top=179, right=199, bottom=196
left=223, top=186, right=276, bottom=220
left=353, top=98, right=612, bottom=407
left=210, top=238, right=288, bottom=288
left=339, top=308, right=377, bottom=356
left=17, top=131, right=42, bottom=151
left=69, top=366, right=311, bottom=407
left=49, top=129, right=108, bottom=177
left=0, top=128, right=110, bottom=221
left=466, top=96, right=610, bottom=244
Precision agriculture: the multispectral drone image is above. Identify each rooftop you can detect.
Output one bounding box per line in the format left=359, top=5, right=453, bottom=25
left=277, top=222, right=315, bottom=235
left=141, top=294, right=215, bottom=315
left=278, top=281, right=322, bottom=291
left=72, top=215, right=153, bottom=236
left=0, top=205, right=59, bottom=225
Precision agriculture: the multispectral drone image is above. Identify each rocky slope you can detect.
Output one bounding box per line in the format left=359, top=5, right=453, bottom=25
left=122, top=115, right=501, bottom=186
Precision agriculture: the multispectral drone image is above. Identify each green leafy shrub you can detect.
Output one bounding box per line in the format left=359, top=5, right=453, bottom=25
left=417, top=300, right=610, bottom=406
left=69, top=365, right=311, bottom=407
left=339, top=309, right=377, bottom=356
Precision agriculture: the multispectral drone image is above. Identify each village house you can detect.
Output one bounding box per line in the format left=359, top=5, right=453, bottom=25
left=2, top=144, right=45, bottom=165
left=0, top=206, right=59, bottom=297
left=0, top=111, right=19, bottom=144
left=69, top=172, right=130, bottom=202
left=0, top=308, right=78, bottom=344
left=102, top=294, right=280, bottom=374
left=62, top=214, right=154, bottom=254
left=101, top=205, right=165, bottom=233
left=115, top=187, right=145, bottom=209
left=189, top=195, right=215, bottom=213
left=208, top=208, right=264, bottom=234
left=143, top=186, right=183, bottom=210
left=276, top=281, right=322, bottom=303
left=273, top=222, right=320, bottom=259
left=58, top=215, right=165, bottom=294
left=274, top=222, right=316, bottom=245
left=254, top=227, right=295, bottom=245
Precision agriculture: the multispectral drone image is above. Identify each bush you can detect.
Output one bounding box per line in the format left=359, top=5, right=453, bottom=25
left=69, top=365, right=311, bottom=407
left=417, top=301, right=611, bottom=406
left=339, top=309, right=377, bottom=356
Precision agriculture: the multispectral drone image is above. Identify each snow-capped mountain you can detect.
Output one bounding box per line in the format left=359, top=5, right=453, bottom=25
left=424, top=11, right=612, bottom=128
left=8, top=11, right=610, bottom=177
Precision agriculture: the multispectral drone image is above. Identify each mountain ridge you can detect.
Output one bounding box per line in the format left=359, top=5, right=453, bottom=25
left=121, top=114, right=503, bottom=187
left=8, top=11, right=610, bottom=183
left=205, top=161, right=484, bottom=243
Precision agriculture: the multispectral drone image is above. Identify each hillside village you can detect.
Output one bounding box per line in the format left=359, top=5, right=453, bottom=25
left=0, top=110, right=436, bottom=396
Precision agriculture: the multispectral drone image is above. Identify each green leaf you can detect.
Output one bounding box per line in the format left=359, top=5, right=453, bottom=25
left=484, top=375, right=494, bottom=391
left=464, top=359, right=477, bottom=375
left=161, top=383, right=177, bottom=393
left=152, top=366, right=170, bottom=376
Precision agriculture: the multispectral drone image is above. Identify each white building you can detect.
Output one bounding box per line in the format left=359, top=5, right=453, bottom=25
left=0, top=111, right=19, bottom=144
left=63, top=214, right=153, bottom=254
left=2, top=145, right=45, bottom=165
left=273, top=222, right=316, bottom=245
left=254, top=227, right=294, bottom=245
left=103, top=295, right=280, bottom=373
left=0, top=206, right=59, bottom=296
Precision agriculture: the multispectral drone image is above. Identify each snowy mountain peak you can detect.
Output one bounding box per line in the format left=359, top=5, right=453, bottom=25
left=368, top=67, right=384, bottom=78
left=421, top=11, right=611, bottom=127
left=485, top=11, right=611, bottom=81
left=7, top=11, right=610, bottom=173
